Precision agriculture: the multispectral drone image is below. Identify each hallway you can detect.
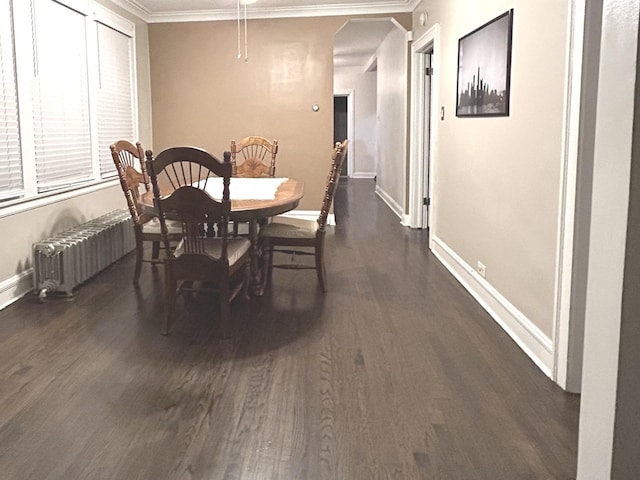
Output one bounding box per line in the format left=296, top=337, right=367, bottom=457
left=0, top=179, right=579, bottom=479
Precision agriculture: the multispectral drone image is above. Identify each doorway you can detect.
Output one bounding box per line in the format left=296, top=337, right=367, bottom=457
left=333, top=95, right=348, bottom=176
left=408, top=24, right=440, bottom=240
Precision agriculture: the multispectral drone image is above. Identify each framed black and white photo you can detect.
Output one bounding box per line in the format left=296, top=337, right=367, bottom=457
left=456, top=10, right=513, bottom=117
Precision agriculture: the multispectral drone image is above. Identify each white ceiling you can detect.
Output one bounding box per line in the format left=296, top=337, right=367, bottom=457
left=111, top=0, right=413, bottom=68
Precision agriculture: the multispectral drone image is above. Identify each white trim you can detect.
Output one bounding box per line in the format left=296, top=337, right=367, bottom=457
left=103, top=0, right=150, bottom=21
left=92, top=2, right=135, bottom=36
left=122, top=1, right=423, bottom=23
left=375, top=185, right=404, bottom=221
left=408, top=24, right=440, bottom=249
left=431, top=236, right=554, bottom=377
left=0, top=179, right=120, bottom=220
left=352, top=172, right=376, bottom=179
left=58, top=0, right=91, bottom=16
left=334, top=89, right=354, bottom=177
left=553, top=0, right=586, bottom=392
left=0, top=270, right=34, bottom=311
left=576, top=0, right=639, bottom=475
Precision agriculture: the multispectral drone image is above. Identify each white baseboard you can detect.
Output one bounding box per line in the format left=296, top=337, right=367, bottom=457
left=431, top=236, right=553, bottom=377
left=374, top=185, right=405, bottom=221
left=352, top=172, right=376, bottom=179
left=0, top=269, right=34, bottom=311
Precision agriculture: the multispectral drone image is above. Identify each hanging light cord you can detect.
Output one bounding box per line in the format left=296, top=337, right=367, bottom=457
left=244, top=3, right=248, bottom=61
left=236, top=0, right=249, bottom=61
left=236, top=0, right=241, bottom=59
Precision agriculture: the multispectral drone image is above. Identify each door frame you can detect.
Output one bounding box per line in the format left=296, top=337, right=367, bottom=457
left=553, top=0, right=600, bottom=392
left=409, top=23, right=440, bottom=248
left=334, top=90, right=354, bottom=177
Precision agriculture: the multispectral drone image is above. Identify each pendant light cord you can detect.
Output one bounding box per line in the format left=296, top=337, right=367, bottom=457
left=236, top=0, right=249, bottom=61
left=244, top=3, right=248, bottom=61
left=236, top=0, right=241, bottom=59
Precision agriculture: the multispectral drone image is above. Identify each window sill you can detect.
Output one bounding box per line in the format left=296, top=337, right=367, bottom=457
left=0, top=179, right=120, bottom=220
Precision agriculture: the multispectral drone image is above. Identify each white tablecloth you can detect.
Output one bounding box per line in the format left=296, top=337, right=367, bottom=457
left=193, top=177, right=288, bottom=201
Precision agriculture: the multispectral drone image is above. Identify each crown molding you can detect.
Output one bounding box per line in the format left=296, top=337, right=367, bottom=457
left=106, top=0, right=151, bottom=21
left=108, top=0, right=421, bottom=23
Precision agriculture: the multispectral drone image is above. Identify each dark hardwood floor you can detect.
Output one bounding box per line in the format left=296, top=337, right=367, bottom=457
left=0, top=179, right=579, bottom=479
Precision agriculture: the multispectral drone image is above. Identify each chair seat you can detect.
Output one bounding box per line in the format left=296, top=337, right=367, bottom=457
left=174, top=237, right=250, bottom=266
left=141, top=217, right=182, bottom=236
left=259, top=216, right=318, bottom=240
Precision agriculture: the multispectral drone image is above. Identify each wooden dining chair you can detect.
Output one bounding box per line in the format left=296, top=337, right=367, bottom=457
left=230, top=136, right=279, bottom=236
left=146, top=147, right=251, bottom=336
left=110, top=140, right=182, bottom=284
left=259, top=140, right=348, bottom=292
left=230, top=136, right=279, bottom=178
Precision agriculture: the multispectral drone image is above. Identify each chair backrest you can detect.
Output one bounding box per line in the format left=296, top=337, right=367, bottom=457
left=230, top=136, right=278, bottom=178
left=146, top=147, right=233, bottom=265
left=317, top=140, right=348, bottom=230
left=110, top=140, right=149, bottom=225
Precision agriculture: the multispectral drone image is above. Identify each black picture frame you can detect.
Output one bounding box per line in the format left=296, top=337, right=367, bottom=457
left=456, top=9, right=514, bottom=117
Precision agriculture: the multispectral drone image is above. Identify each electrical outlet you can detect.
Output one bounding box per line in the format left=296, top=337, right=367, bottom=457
left=477, top=261, right=486, bottom=278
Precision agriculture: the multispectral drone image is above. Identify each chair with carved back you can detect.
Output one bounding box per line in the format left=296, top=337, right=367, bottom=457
left=259, top=140, right=347, bottom=292
left=230, top=136, right=279, bottom=178
left=110, top=140, right=182, bottom=284
left=146, top=147, right=251, bottom=336
left=229, top=136, right=279, bottom=236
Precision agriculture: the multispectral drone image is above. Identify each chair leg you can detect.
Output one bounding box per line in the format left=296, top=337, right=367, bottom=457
left=151, top=241, right=160, bottom=260
left=133, top=229, right=144, bottom=284
left=315, top=240, right=327, bottom=293
left=233, top=221, right=239, bottom=237
left=162, top=267, right=176, bottom=335
left=219, top=283, right=231, bottom=339
left=241, top=261, right=251, bottom=301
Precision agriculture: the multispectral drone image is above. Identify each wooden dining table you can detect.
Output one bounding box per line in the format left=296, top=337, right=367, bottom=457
left=138, top=177, right=304, bottom=295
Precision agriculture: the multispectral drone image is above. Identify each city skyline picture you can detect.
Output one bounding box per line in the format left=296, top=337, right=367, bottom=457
left=456, top=10, right=513, bottom=117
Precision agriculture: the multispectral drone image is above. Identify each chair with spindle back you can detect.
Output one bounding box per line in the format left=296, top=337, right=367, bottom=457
left=229, top=136, right=280, bottom=236
left=146, top=147, right=251, bottom=336
left=110, top=140, right=182, bottom=284
left=230, top=136, right=279, bottom=178
left=259, top=140, right=348, bottom=292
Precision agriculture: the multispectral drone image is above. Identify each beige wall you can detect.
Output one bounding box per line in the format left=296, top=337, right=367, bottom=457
left=0, top=0, right=152, bottom=303
left=148, top=14, right=410, bottom=211
left=413, top=0, right=570, bottom=338
left=375, top=26, right=409, bottom=215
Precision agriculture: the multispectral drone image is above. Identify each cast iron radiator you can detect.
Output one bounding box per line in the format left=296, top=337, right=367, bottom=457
left=32, top=209, right=135, bottom=299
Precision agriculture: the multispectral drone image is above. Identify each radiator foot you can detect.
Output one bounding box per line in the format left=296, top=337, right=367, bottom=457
left=38, top=288, right=49, bottom=302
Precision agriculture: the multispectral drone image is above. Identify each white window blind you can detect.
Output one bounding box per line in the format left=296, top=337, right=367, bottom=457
left=31, top=0, right=92, bottom=193
left=0, top=0, right=23, bottom=201
left=97, top=22, right=134, bottom=178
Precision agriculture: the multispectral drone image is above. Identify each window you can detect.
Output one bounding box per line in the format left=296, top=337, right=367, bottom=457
left=31, top=0, right=92, bottom=192
left=0, top=0, right=137, bottom=205
left=97, top=21, right=135, bottom=178
left=0, top=0, right=22, bottom=201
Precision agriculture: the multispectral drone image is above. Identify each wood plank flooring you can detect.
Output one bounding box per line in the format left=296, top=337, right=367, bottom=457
left=0, top=179, right=579, bottom=479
